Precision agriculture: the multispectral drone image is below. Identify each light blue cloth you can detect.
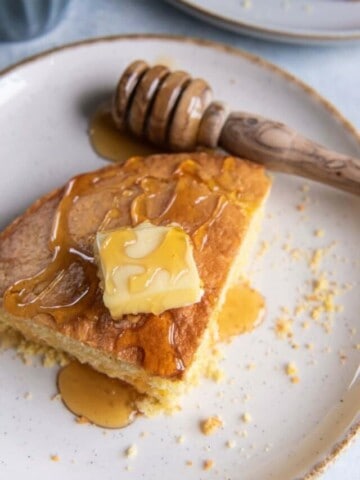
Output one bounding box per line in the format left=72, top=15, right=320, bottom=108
left=0, top=1, right=358, bottom=478
left=0, top=0, right=70, bottom=41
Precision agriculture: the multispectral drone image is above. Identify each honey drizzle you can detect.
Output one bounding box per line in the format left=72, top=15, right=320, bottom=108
left=3, top=173, right=108, bottom=322
left=4, top=149, right=260, bottom=376
left=3, top=165, right=133, bottom=322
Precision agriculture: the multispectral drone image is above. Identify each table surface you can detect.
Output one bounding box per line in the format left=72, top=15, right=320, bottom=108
left=0, top=1, right=359, bottom=479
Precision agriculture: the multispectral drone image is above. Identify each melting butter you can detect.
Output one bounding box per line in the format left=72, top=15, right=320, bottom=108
left=96, top=221, right=203, bottom=317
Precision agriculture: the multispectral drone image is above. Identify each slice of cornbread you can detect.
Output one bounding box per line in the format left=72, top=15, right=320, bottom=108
left=0, top=153, right=270, bottom=413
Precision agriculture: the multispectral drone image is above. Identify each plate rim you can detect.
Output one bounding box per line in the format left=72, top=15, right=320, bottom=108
left=1, top=34, right=359, bottom=143
left=165, top=0, right=360, bottom=43
left=0, top=33, right=359, bottom=480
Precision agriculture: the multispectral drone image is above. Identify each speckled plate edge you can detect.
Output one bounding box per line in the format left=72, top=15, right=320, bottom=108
left=0, top=34, right=359, bottom=479
left=165, top=0, right=360, bottom=45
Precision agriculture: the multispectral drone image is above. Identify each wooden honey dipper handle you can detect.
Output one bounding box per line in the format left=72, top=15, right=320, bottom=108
left=113, top=61, right=360, bottom=196
left=201, top=103, right=360, bottom=195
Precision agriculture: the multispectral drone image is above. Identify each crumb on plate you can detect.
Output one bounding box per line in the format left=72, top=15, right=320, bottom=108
left=203, top=459, right=215, bottom=471
left=200, top=416, right=223, bottom=435
left=125, top=444, right=138, bottom=459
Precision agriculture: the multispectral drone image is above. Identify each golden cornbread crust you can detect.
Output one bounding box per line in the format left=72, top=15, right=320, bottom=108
left=0, top=152, right=270, bottom=389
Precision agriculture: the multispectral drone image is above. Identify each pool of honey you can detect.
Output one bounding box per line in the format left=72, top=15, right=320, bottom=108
left=89, top=108, right=159, bottom=163
left=58, top=361, right=140, bottom=428
left=218, top=283, right=265, bottom=341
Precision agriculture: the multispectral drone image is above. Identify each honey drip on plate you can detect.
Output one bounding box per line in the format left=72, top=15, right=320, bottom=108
left=58, top=361, right=139, bottom=428
left=218, top=283, right=265, bottom=341
left=89, top=108, right=158, bottom=163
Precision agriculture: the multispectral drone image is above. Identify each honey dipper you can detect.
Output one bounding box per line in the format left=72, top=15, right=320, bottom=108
left=112, top=60, right=360, bottom=195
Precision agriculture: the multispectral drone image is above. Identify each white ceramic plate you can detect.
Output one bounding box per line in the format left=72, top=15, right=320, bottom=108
left=0, top=36, right=359, bottom=480
left=166, top=0, right=360, bottom=45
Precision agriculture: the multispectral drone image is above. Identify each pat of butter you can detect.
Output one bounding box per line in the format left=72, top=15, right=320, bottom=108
left=95, top=221, right=203, bottom=317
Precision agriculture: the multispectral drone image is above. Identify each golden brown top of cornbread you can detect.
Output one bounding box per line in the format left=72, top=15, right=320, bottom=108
left=0, top=153, right=270, bottom=378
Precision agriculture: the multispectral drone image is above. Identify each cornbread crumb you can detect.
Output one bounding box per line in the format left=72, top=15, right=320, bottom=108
left=50, top=455, right=60, bottom=462
left=311, top=306, right=323, bottom=320
left=302, top=321, right=310, bottom=329
left=310, top=249, right=324, bottom=271
left=51, top=393, right=61, bottom=401
left=139, top=431, right=149, bottom=438
left=186, top=460, right=193, bottom=467
left=125, top=445, right=138, bottom=459
left=75, top=415, right=90, bottom=424
left=314, top=275, right=328, bottom=293
left=306, top=343, right=314, bottom=351
left=241, top=412, right=252, bottom=423
left=204, top=363, right=225, bottom=383
left=291, top=376, right=300, bottom=384
left=296, top=203, right=306, bottom=212
left=211, top=346, right=225, bottom=360
left=285, top=362, right=298, bottom=376
left=203, top=459, right=215, bottom=471
left=176, top=435, right=185, bottom=444
left=275, top=317, right=293, bottom=339
left=246, top=362, right=256, bottom=371
left=226, top=440, right=236, bottom=449
left=243, top=393, right=251, bottom=402
left=200, top=416, right=223, bottom=435
left=310, top=244, right=336, bottom=272
left=0, top=325, right=70, bottom=366
left=23, top=392, right=32, bottom=400
left=314, top=229, right=325, bottom=238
